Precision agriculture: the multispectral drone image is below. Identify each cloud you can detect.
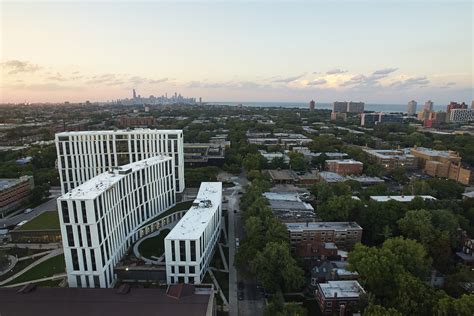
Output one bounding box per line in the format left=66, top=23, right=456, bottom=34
left=185, top=80, right=267, bottom=90
left=307, top=79, right=327, bottom=86
left=46, top=73, right=67, bottom=82
left=85, top=73, right=117, bottom=84
left=390, top=76, right=430, bottom=89
left=373, top=67, right=398, bottom=76
left=1, top=60, right=41, bottom=74
left=326, top=68, right=347, bottom=75
left=272, top=73, right=306, bottom=83
left=148, top=78, right=168, bottom=84
left=340, top=74, right=383, bottom=87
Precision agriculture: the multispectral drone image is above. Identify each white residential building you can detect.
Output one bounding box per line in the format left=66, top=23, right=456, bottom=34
left=165, top=182, right=222, bottom=284
left=57, top=156, right=176, bottom=288
left=55, top=129, right=184, bottom=194
left=407, top=100, right=417, bottom=115
left=449, top=109, right=474, bottom=123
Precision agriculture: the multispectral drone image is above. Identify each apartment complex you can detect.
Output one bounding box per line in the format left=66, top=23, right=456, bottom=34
left=360, top=113, right=403, bottom=126
left=449, top=109, right=474, bottom=123
left=165, top=182, right=222, bottom=284
left=0, top=175, right=34, bottom=217
left=286, top=222, right=362, bottom=258
left=363, top=148, right=417, bottom=170
left=325, top=159, right=363, bottom=175
left=57, top=156, right=176, bottom=288
left=55, top=129, right=185, bottom=194
left=184, top=143, right=226, bottom=167
left=332, top=101, right=365, bottom=113
left=407, top=100, right=417, bottom=115
left=411, top=147, right=471, bottom=185
left=315, top=280, right=365, bottom=315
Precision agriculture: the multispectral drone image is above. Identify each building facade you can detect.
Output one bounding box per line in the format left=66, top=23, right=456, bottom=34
left=407, top=100, right=417, bottom=115
left=286, top=222, right=363, bottom=258
left=325, top=159, right=363, bottom=175
left=55, top=129, right=184, bottom=194
left=363, top=148, right=417, bottom=170
left=0, top=176, right=34, bottom=217
left=315, top=280, right=365, bottom=315
left=165, top=182, right=222, bottom=284
left=58, top=156, right=176, bottom=288
left=449, top=109, right=474, bottom=123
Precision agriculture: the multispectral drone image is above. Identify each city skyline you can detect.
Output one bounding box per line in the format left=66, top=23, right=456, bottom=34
left=1, top=1, right=472, bottom=104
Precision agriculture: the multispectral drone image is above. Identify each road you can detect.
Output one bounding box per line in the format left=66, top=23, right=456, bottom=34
left=222, top=173, right=264, bottom=316
left=0, top=187, right=61, bottom=229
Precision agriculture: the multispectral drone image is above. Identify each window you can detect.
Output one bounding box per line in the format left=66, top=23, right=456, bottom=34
left=179, top=241, right=186, bottom=261
left=66, top=226, right=74, bottom=247
left=179, top=266, right=185, bottom=274
left=189, top=266, right=195, bottom=274
left=61, top=201, right=70, bottom=223
left=171, top=241, right=175, bottom=261
left=190, top=240, right=196, bottom=261
left=71, top=249, right=79, bottom=270
left=76, top=275, right=82, bottom=287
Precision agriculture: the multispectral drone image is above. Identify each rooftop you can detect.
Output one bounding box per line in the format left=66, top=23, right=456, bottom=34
left=286, top=222, right=362, bottom=232
left=0, top=285, right=213, bottom=316
left=58, top=156, right=171, bottom=200
left=318, top=280, right=365, bottom=299
left=411, top=147, right=460, bottom=159
left=56, top=128, right=182, bottom=137
left=326, top=159, right=363, bottom=165
left=166, top=182, right=222, bottom=240
left=0, top=176, right=32, bottom=192
left=267, top=169, right=298, bottom=181
left=370, top=195, right=437, bottom=202
left=263, top=192, right=301, bottom=202
left=319, top=171, right=345, bottom=183
left=268, top=200, right=314, bottom=211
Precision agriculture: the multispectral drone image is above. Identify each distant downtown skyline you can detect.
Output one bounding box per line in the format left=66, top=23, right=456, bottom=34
left=1, top=1, right=472, bottom=104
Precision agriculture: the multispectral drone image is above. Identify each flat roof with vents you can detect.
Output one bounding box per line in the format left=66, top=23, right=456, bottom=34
left=166, top=182, right=222, bottom=240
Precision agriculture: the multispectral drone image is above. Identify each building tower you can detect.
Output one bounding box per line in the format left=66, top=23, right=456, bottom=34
left=424, top=100, right=434, bottom=112
left=407, top=100, right=417, bottom=116
left=309, top=100, right=316, bottom=111
left=55, top=129, right=185, bottom=194
left=132, top=89, right=137, bottom=99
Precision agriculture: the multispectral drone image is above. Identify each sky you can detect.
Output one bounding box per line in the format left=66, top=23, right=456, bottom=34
left=0, top=0, right=472, bottom=104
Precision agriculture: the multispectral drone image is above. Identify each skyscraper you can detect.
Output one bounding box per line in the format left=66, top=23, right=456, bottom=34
left=424, top=100, right=434, bottom=112
left=309, top=100, right=316, bottom=111
left=55, top=129, right=185, bottom=194
left=407, top=100, right=417, bottom=116
left=132, top=89, right=137, bottom=99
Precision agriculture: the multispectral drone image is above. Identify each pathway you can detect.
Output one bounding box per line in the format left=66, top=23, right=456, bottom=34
left=3, top=273, right=67, bottom=288
left=0, top=255, right=18, bottom=277
left=207, top=268, right=229, bottom=309
left=132, top=222, right=176, bottom=264
left=0, top=248, right=63, bottom=286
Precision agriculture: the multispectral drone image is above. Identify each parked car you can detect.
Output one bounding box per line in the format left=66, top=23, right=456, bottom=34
left=24, top=208, right=33, bottom=214
left=235, top=238, right=240, bottom=248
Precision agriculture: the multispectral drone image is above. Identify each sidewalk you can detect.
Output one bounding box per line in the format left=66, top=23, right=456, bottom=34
left=3, top=273, right=67, bottom=288
left=0, top=248, right=63, bottom=286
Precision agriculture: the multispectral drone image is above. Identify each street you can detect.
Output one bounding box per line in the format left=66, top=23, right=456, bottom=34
left=222, top=172, right=265, bottom=316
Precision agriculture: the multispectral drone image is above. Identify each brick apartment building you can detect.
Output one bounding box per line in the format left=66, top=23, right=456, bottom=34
left=286, top=222, right=363, bottom=259
left=325, top=159, right=363, bottom=175
left=0, top=176, right=34, bottom=217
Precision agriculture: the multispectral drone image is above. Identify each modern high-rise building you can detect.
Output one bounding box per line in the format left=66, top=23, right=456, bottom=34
left=347, top=101, right=365, bottom=113
left=132, top=89, right=137, bottom=99
left=449, top=109, right=474, bottom=123
left=424, top=100, right=434, bottom=112
left=165, top=182, right=222, bottom=284
left=58, top=156, right=176, bottom=288
left=332, top=101, right=348, bottom=113
left=309, top=100, right=316, bottom=111
left=55, top=129, right=185, bottom=194
left=407, top=100, right=417, bottom=115
left=446, top=101, right=467, bottom=113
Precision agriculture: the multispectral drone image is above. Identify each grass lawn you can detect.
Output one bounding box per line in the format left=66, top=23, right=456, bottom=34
left=5, top=254, right=65, bottom=285
left=16, top=211, right=60, bottom=231
left=140, top=200, right=194, bottom=228
left=138, top=229, right=170, bottom=259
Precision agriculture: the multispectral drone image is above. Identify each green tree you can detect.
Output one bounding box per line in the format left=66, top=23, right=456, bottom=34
left=364, top=303, right=402, bottom=316
left=242, top=153, right=266, bottom=171
left=318, top=195, right=363, bottom=221
left=288, top=152, right=308, bottom=172
left=250, top=242, right=304, bottom=293
left=436, top=294, right=474, bottom=316
left=383, top=237, right=431, bottom=278
left=397, top=209, right=434, bottom=246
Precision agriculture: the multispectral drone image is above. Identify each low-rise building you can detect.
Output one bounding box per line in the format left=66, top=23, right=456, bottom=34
left=286, top=222, right=362, bottom=259
left=0, top=175, right=34, bottom=217
left=456, top=238, right=474, bottom=266
left=370, top=195, right=437, bottom=202
left=264, top=192, right=315, bottom=222
left=325, top=159, right=363, bottom=175
left=258, top=150, right=290, bottom=164
left=361, top=113, right=403, bottom=126
left=315, top=280, right=365, bottom=315
left=184, top=143, right=225, bottom=167
left=363, top=148, right=417, bottom=170
left=267, top=169, right=299, bottom=184
left=0, top=284, right=215, bottom=316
